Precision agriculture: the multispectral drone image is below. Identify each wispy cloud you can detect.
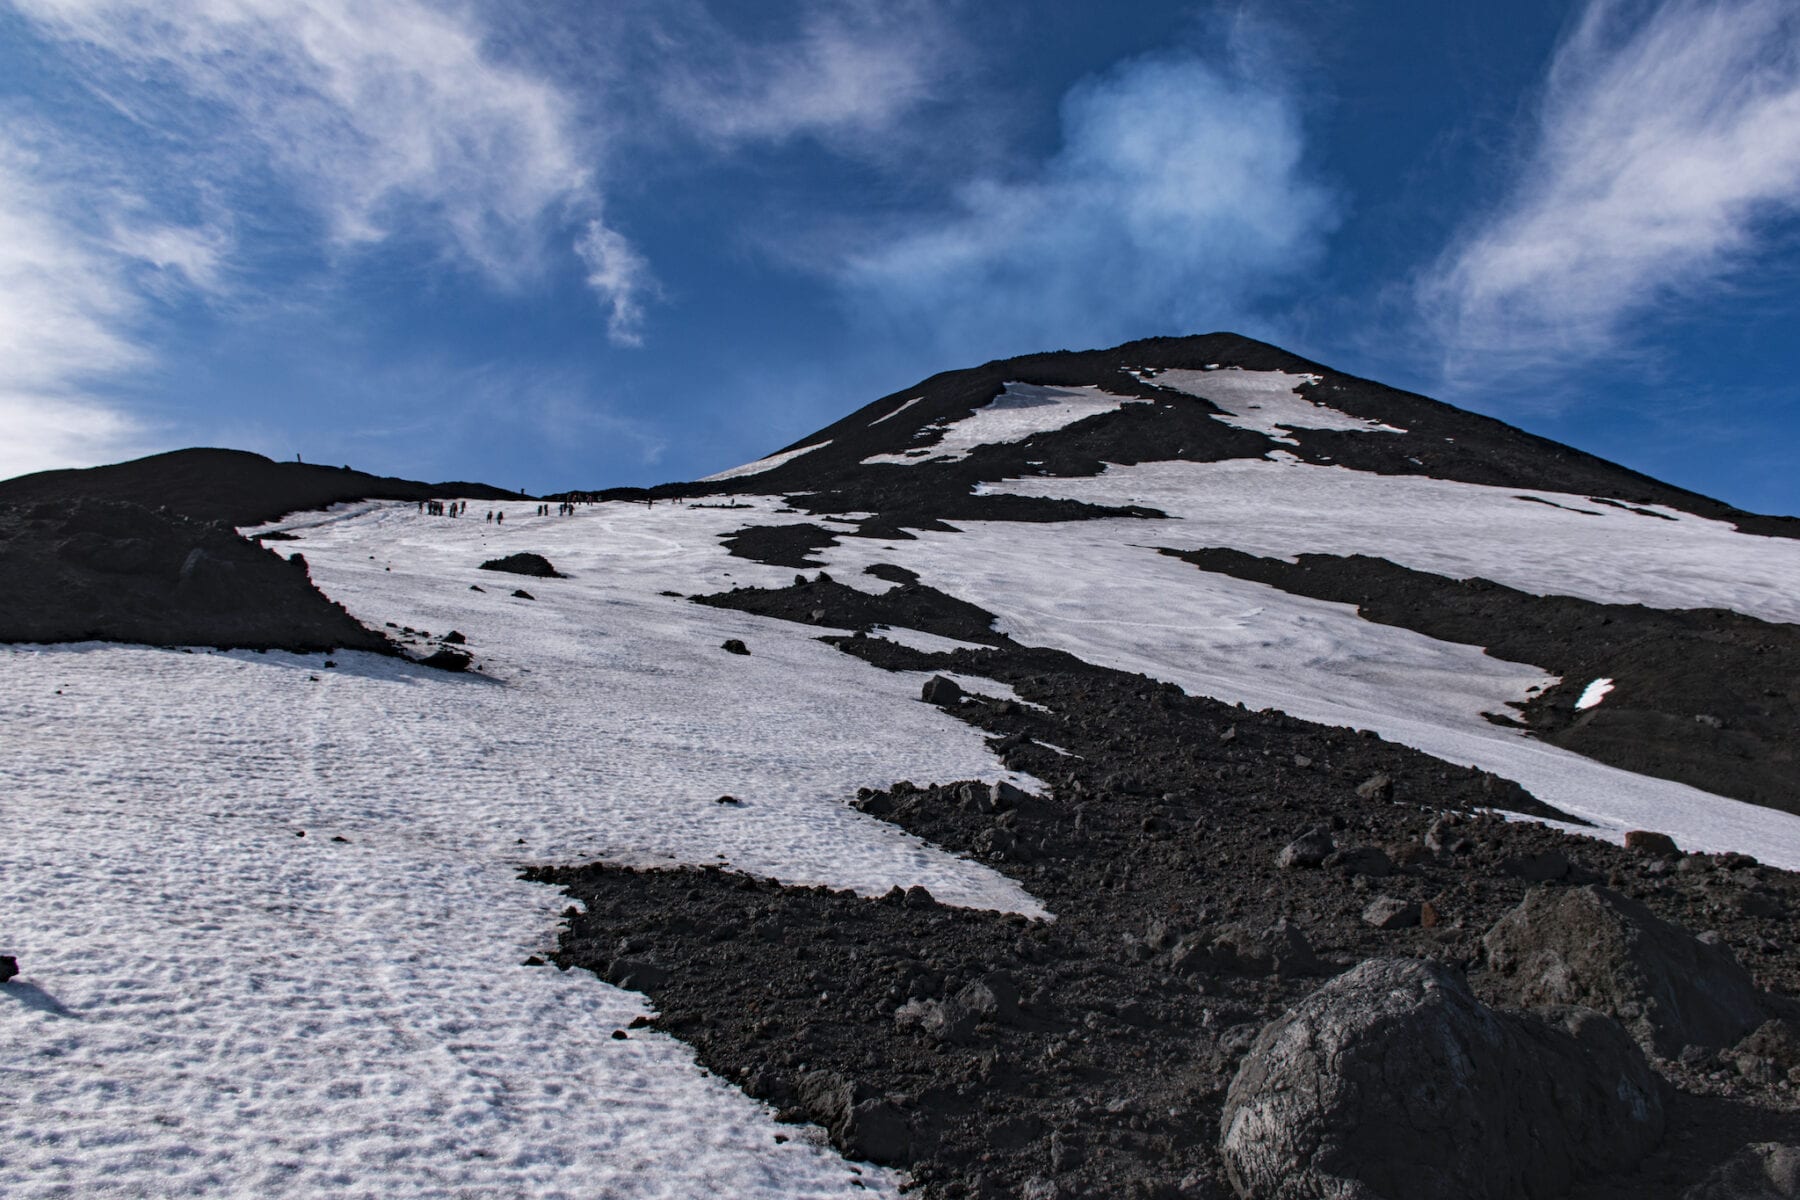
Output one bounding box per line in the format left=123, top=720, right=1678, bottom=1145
left=576, top=219, right=658, bottom=348
left=12, top=0, right=649, bottom=335
left=649, top=0, right=966, bottom=150
left=0, top=133, right=156, bottom=479
left=1424, top=0, right=1800, bottom=381
left=831, top=45, right=1337, bottom=360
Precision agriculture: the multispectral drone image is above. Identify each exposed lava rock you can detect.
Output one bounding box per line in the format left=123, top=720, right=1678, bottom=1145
left=0, top=446, right=514, bottom=526
left=0, top=499, right=390, bottom=653
left=720, top=524, right=841, bottom=569
left=531, top=574, right=1800, bottom=1198
left=478, top=552, right=563, bottom=578
left=0, top=955, right=16, bottom=984
left=1219, top=957, right=1662, bottom=1200
left=1483, top=885, right=1769, bottom=1057
left=418, top=648, right=472, bottom=672
left=1168, top=548, right=1800, bottom=815
left=1683, top=1143, right=1800, bottom=1199
left=694, top=569, right=1012, bottom=648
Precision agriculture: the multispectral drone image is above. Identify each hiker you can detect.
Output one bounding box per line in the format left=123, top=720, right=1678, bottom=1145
left=496, top=511, right=504, bottom=525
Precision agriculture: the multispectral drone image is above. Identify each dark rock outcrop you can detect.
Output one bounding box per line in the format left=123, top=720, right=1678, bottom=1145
left=1219, top=958, right=1662, bottom=1200
left=1684, top=1144, right=1800, bottom=1200
left=1482, top=885, right=1766, bottom=1057
left=479, top=552, right=562, bottom=578
left=0, top=446, right=514, bottom=527
left=0, top=499, right=389, bottom=653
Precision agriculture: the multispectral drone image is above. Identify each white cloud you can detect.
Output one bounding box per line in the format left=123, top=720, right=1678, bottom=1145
left=576, top=219, right=657, bottom=348
left=1425, top=0, right=1800, bottom=378
left=833, top=49, right=1336, bottom=359
left=13, top=0, right=648, bottom=335
left=0, top=137, right=155, bottom=480
left=651, top=0, right=962, bottom=148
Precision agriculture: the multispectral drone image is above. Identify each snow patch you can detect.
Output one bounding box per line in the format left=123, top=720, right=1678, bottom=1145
left=862, top=383, right=1147, bottom=466
left=1155, top=368, right=1405, bottom=444
left=1576, top=678, right=1615, bottom=711
left=700, top=441, right=830, bottom=482
left=869, top=397, right=922, bottom=425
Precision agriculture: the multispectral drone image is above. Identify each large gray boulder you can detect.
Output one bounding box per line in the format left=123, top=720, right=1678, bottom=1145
left=1684, top=1144, right=1800, bottom=1200
left=1219, top=958, right=1662, bottom=1200
left=1482, top=885, right=1765, bottom=1057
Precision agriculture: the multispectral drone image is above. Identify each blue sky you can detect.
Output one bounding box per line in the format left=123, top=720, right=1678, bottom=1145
left=3, top=1, right=1799, bottom=514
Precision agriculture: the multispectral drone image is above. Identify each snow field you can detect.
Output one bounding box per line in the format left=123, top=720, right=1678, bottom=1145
left=989, top=456, right=1800, bottom=626
left=1, top=498, right=1046, bottom=1199
left=860, top=383, right=1147, bottom=466
left=809, top=517, right=1800, bottom=869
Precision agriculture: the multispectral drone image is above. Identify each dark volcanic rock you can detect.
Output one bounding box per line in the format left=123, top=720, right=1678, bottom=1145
left=0, top=446, right=513, bottom=526
left=720, top=523, right=840, bottom=569
left=921, top=675, right=964, bottom=706
left=478, top=552, right=562, bottom=578
left=1220, top=958, right=1663, bottom=1200
left=1628, top=830, right=1683, bottom=856
left=1683, top=1143, right=1800, bottom=1200
left=720, top=638, right=750, bottom=655
left=418, top=648, right=471, bottom=672
left=0, top=499, right=390, bottom=653
left=1276, top=829, right=1334, bottom=869
left=0, top=955, right=16, bottom=984
left=527, top=573, right=1800, bottom=1199
left=1482, top=885, right=1767, bottom=1057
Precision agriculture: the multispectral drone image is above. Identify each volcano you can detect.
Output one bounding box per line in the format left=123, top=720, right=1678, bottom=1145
left=4, top=334, right=1798, bottom=1200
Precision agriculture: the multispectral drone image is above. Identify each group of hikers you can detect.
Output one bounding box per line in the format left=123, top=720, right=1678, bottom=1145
left=418, top=494, right=676, bottom=521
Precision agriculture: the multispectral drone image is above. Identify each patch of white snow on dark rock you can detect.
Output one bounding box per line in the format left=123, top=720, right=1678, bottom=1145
left=860, top=383, right=1149, bottom=466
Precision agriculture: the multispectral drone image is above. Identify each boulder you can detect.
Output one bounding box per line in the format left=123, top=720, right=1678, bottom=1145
left=956, top=972, right=1023, bottom=1024
left=720, top=638, right=750, bottom=655
left=797, top=1072, right=914, bottom=1164
left=0, top=954, right=16, bottom=984
left=1482, top=885, right=1765, bottom=1057
left=1732, top=1018, right=1800, bottom=1076
left=1354, top=773, right=1394, bottom=801
left=921, top=675, right=964, bottom=706
left=419, top=648, right=470, bottom=672
left=1362, top=896, right=1421, bottom=930
left=1624, top=830, right=1681, bottom=857
left=1683, top=1144, right=1800, bottom=1200
left=1219, top=958, right=1662, bottom=1200
left=479, top=552, right=562, bottom=578
left=1276, top=829, right=1333, bottom=869
left=1327, top=846, right=1393, bottom=878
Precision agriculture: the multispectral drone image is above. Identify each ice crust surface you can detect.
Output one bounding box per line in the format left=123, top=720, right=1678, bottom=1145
left=861, top=383, right=1147, bottom=465
left=0, top=499, right=1043, bottom=1199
